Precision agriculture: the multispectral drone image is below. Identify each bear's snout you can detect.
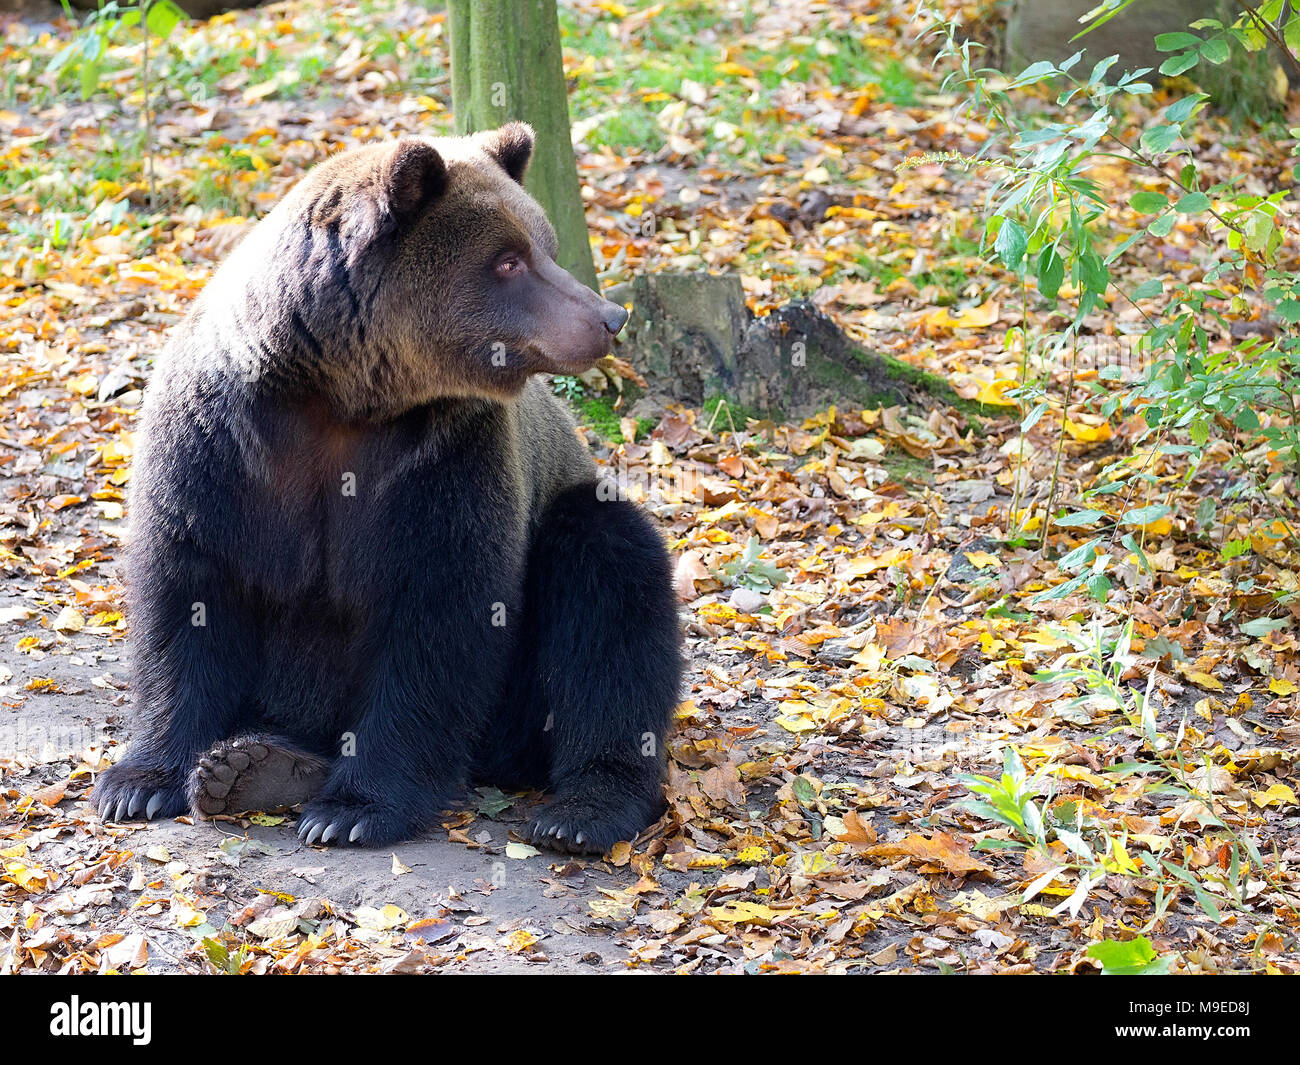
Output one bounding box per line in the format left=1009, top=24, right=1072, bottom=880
left=601, top=302, right=629, bottom=336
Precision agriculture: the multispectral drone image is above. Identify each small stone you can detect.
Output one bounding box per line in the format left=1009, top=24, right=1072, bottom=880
left=729, top=587, right=766, bottom=614
left=817, top=638, right=857, bottom=666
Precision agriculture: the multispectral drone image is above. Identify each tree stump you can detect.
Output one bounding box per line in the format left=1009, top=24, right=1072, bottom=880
left=612, top=272, right=975, bottom=420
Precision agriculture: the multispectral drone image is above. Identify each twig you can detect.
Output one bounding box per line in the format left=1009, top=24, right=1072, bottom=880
left=1040, top=335, right=1078, bottom=551
left=142, top=0, right=154, bottom=206
left=1234, top=0, right=1300, bottom=82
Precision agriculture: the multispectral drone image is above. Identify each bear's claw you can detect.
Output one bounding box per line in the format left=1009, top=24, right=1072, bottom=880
left=93, top=762, right=188, bottom=825
left=524, top=792, right=654, bottom=856
left=296, top=792, right=417, bottom=848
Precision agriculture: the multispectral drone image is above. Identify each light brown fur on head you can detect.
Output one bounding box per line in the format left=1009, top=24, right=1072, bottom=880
left=198, top=124, right=627, bottom=423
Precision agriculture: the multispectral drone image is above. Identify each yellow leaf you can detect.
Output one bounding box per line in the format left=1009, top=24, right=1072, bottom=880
left=171, top=895, right=203, bottom=928
left=353, top=904, right=409, bottom=930
left=925, top=300, right=1000, bottom=331
left=975, top=378, right=1020, bottom=407
left=53, top=607, right=84, bottom=633
left=839, top=547, right=911, bottom=577
left=698, top=602, right=739, bottom=625
left=1103, top=839, right=1140, bottom=875
left=1255, top=518, right=1289, bottom=542
left=1139, top=516, right=1173, bottom=535
left=797, top=851, right=835, bottom=876
left=950, top=890, right=1015, bottom=920
left=707, top=901, right=793, bottom=925
left=503, top=929, right=539, bottom=953
left=68, top=373, right=98, bottom=396
left=1269, top=678, right=1297, bottom=696
left=964, top=550, right=1001, bottom=570
left=699, top=500, right=744, bottom=523
left=1063, top=418, right=1113, bottom=443
left=851, top=642, right=887, bottom=672
left=2, top=858, right=51, bottom=892
left=1056, top=764, right=1109, bottom=788
left=775, top=712, right=817, bottom=733
left=1252, top=784, right=1297, bottom=808
left=1022, top=627, right=1070, bottom=650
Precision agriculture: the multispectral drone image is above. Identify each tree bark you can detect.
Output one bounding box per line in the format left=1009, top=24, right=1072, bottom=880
left=448, top=0, right=598, bottom=290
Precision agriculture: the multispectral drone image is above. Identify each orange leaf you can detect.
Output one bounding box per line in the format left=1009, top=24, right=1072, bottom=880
left=866, top=831, right=993, bottom=875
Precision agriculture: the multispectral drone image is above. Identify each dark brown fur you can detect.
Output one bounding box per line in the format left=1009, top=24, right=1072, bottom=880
left=91, top=125, right=682, bottom=852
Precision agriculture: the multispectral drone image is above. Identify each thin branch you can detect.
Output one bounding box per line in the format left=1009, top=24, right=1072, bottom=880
left=1233, top=0, right=1300, bottom=81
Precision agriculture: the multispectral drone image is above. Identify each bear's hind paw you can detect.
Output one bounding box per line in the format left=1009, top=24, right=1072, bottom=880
left=190, top=735, right=327, bottom=818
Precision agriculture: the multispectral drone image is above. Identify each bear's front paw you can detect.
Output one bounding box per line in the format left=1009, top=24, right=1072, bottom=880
left=525, top=791, right=663, bottom=856
left=93, top=761, right=188, bottom=823
left=296, top=794, right=416, bottom=848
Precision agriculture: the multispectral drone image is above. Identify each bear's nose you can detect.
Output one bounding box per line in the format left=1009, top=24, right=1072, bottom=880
left=602, top=303, right=630, bottom=336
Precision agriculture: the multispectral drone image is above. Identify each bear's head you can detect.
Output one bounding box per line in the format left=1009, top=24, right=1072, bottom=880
left=216, top=123, right=627, bottom=420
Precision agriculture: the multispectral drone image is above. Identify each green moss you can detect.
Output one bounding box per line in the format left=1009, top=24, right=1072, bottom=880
left=880, top=447, right=933, bottom=486
left=575, top=396, right=622, bottom=441
left=807, top=352, right=896, bottom=410
left=572, top=394, right=653, bottom=443
left=850, top=348, right=999, bottom=429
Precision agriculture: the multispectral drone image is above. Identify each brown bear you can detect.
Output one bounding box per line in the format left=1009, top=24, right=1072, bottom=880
left=90, top=123, right=682, bottom=853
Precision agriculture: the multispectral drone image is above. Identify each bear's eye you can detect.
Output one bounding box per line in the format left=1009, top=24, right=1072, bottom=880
left=494, top=254, right=526, bottom=280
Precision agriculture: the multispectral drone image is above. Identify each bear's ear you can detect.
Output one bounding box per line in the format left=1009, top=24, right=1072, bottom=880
left=381, top=139, right=447, bottom=220
left=480, top=122, right=535, bottom=184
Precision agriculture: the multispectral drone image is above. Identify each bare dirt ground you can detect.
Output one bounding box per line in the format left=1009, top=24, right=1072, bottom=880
left=3, top=623, right=685, bottom=973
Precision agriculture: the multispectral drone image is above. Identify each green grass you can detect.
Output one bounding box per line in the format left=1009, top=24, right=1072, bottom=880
left=573, top=394, right=654, bottom=443
left=558, top=0, right=921, bottom=161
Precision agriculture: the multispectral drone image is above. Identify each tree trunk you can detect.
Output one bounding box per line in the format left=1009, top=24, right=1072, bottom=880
left=448, top=0, right=599, bottom=291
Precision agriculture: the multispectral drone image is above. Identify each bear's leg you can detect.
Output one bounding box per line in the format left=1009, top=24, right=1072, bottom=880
left=292, top=416, right=526, bottom=849
left=93, top=575, right=255, bottom=823
left=296, top=579, right=518, bottom=847
left=518, top=482, right=682, bottom=854
left=470, top=632, right=551, bottom=791
left=190, top=734, right=330, bottom=817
